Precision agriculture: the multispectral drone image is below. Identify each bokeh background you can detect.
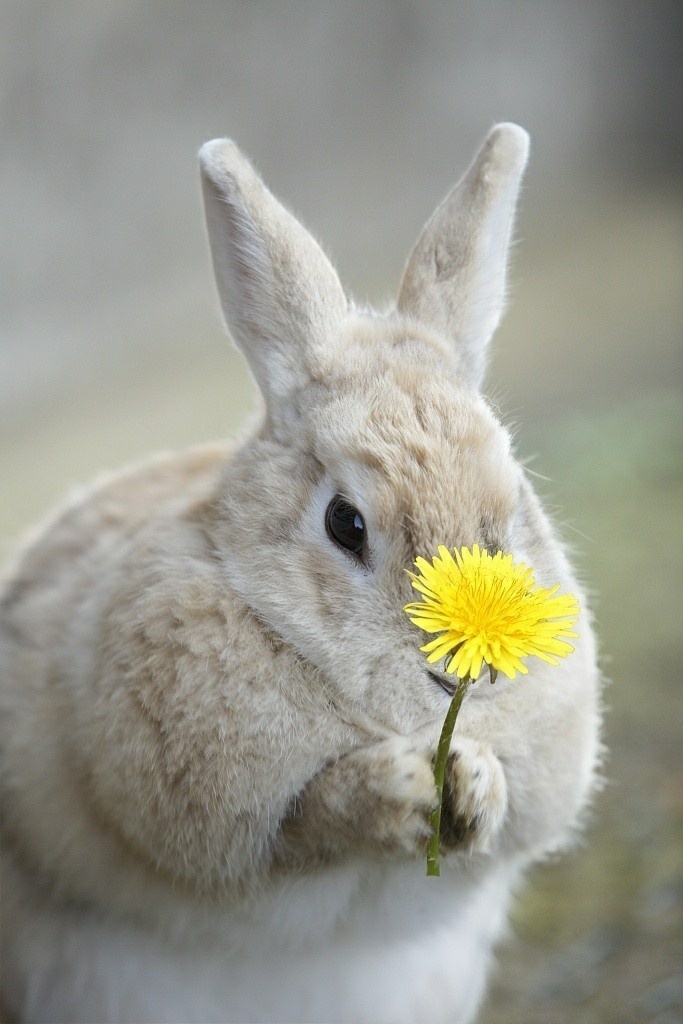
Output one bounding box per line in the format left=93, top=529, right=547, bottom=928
left=2, top=3, right=681, bottom=1022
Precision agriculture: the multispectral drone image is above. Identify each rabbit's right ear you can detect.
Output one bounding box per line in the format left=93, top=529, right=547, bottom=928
left=199, top=140, right=347, bottom=412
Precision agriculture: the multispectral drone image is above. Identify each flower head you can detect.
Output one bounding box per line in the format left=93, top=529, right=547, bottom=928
left=404, top=544, right=579, bottom=680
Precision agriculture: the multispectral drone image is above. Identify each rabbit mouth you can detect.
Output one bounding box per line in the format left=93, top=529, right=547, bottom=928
left=428, top=671, right=457, bottom=697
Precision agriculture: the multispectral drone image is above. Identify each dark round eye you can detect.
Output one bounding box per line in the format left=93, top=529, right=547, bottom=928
left=325, top=496, right=366, bottom=556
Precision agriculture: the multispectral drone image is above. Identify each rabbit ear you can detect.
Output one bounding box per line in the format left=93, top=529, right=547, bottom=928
left=199, top=139, right=347, bottom=410
left=397, top=123, right=529, bottom=389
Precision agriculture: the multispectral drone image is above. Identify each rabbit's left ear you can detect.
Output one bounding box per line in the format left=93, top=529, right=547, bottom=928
left=200, top=139, right=346, bottom=414
left=397, top=123, right=529, bottom=389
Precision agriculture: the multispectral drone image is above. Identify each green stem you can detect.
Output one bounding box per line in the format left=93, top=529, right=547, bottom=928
left=426, top=673, right=471, bottom=877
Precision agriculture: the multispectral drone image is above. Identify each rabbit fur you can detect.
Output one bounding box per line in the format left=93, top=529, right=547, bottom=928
left=0, top=123, right=601, bottom=1024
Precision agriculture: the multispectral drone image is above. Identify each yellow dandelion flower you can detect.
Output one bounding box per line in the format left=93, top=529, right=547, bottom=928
left=404, top=544, right=579, bottom=680
left=403, top=544, right=580, bottom=876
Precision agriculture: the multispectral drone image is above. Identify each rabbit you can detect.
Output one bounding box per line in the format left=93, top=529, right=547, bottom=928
left=0, top=123, right=602, bottom=1024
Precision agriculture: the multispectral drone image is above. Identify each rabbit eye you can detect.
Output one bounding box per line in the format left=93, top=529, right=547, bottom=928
left=325, top=496, right=366, bottom=556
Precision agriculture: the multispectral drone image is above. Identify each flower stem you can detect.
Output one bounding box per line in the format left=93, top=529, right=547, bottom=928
left=426, top=673, right=471, bottom=877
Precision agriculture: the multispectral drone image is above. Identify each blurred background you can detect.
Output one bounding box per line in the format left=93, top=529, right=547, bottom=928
left=2, top=3, right=681, bottom=1021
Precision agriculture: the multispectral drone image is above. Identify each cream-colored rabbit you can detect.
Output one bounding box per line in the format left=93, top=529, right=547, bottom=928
left=0, top=124, right=601, bottom=1024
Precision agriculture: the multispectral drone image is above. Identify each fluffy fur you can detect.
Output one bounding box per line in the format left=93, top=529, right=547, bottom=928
left=0, top=124, right=601, bottom=1024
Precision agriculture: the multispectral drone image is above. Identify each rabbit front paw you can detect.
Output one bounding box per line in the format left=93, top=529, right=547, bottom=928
left=357, top=736, right=438, bottom=856
left=442, top=738, right=508, bottom=854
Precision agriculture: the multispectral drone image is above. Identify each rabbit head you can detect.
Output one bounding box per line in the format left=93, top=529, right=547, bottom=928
left=200, top=125, right=544, bottom=739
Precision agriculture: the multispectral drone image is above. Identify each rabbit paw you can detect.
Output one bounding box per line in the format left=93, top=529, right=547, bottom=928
left=442, top=738, right=507, bottom=854
left=357, top=737, right=438, bottom=856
